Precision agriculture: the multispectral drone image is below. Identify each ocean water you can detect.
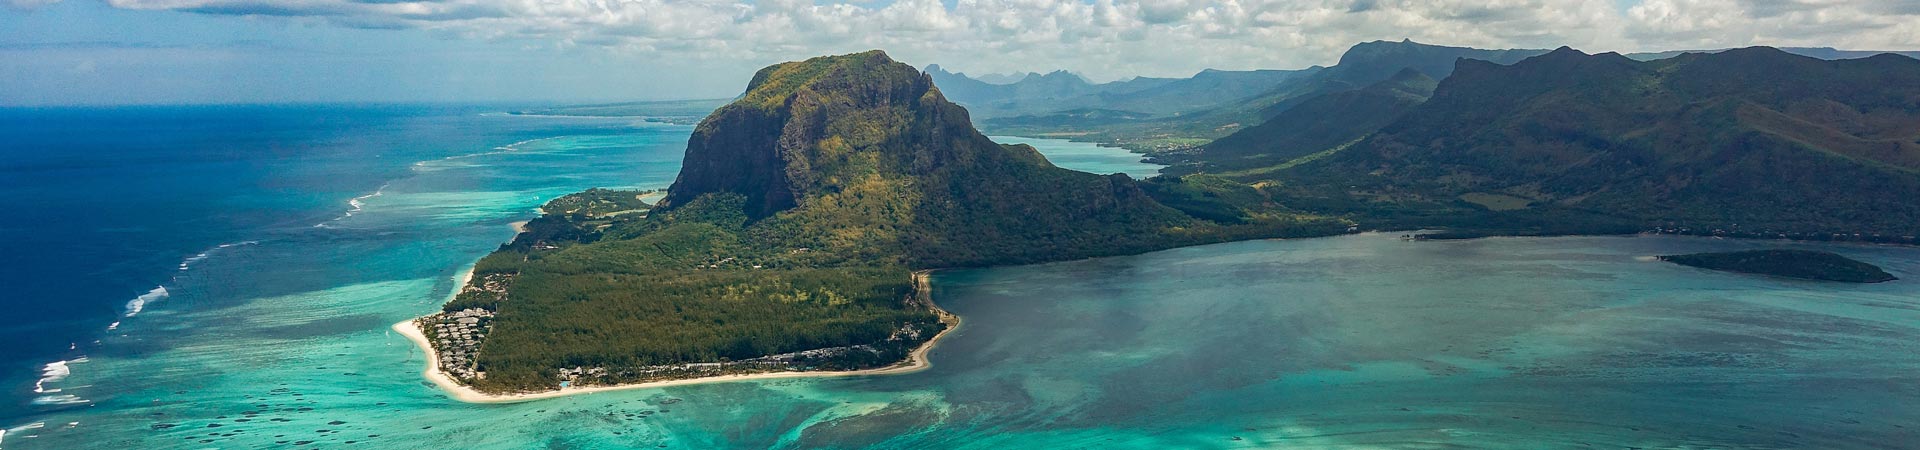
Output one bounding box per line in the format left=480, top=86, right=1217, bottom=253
left=0, top=105, right=693, bottom=444
left=988, top=136, right=1163, bottom=178
left=5, top=107, right=1920, bottom=449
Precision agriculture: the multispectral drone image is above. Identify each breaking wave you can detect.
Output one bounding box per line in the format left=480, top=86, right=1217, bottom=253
left=1, top=421, right=48, bottom=447
left=120, top=286, right=168, bottom=318
left=28, top=358, right=92, bottom=408
left=412, top=136, right=563, bottom=169
left=314, top=183, right=391, bottom=228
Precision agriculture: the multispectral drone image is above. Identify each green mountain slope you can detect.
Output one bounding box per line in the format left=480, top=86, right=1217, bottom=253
left=1269, top=46, right=1920, bottom=238
left=1173, top=68, right=1438, bottom=175
left=1192, top=40, right=1547, bottom=132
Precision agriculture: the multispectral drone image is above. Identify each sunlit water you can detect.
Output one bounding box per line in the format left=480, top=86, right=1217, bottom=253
left=988, top=136, right=1163, bottom=178
left=6, top=110, right=1919, bottom=449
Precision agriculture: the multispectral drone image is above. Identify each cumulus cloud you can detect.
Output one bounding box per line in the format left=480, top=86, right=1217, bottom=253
left=1626, top=0, right=1920, bottom=50
left=78, top=0, right=1920, bottom=79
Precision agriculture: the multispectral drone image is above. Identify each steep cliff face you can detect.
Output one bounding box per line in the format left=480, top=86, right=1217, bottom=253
left=662, top=51, right=1051, bottom=217
left=659, top=50, right=1211, bottom=267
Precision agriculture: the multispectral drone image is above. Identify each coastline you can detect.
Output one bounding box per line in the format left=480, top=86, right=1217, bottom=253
left=396, top=259, right=961, bottom=403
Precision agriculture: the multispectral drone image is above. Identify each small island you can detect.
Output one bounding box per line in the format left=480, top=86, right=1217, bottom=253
left=1659, top=250, right=1898, bottom=283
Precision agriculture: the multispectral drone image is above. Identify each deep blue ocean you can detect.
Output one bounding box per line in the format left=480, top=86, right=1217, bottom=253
left=0, top=105, right=700, bottom=425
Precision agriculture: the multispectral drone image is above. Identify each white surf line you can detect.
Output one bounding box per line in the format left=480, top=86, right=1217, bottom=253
left=44, top=237, right=262, bottom=413
left=314, top=182, right=392, bottom=228
left=2, top=421, right=47, bottom=448
left=321, top=135, right=568, bottom=229
left=120, top=240, right=259, bottom=321
left=28, top=357, right=92, bottom=407
left=411, top=136, right=567, bottom=169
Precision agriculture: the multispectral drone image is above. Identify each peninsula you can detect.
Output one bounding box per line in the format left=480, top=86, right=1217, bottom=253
left=405, top=51, right=1345, bottom=399
left=1660, top=250, right=1898, bottom=283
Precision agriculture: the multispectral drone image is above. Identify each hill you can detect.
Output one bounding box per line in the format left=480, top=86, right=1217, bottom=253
left=1255, top=47, right=1920, bottom=239
left=1170, top=68, right=1438, bottom=175
left=429, top=51, right=1347, bottom=393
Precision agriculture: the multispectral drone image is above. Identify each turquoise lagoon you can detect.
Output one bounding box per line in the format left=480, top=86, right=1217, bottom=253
left=988, top=136, right=1162, bottom=178
left=6, top=116, right=1920, bottom=449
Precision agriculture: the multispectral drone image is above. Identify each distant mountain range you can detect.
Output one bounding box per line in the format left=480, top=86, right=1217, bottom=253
left=969, top=71, right=1033, bottom=84
left=967, top=40, right=1554, bottom=151
left=1628, top=47, right=1920, bottom=61
left=928, top=40, right=1920, bottom=239
left=944, top=40, right=1919, bottom=156
left=926, top=63, right=1310, bottom=120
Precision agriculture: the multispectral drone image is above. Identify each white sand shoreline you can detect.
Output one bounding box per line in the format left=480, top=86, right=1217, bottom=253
left=397, top=261, right=960, bottom=403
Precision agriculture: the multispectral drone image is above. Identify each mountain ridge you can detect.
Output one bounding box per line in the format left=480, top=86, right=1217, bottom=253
left=1254, top=45, right=1920, bottom=237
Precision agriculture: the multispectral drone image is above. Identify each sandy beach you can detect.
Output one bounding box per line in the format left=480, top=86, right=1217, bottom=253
left=396, top=269, right=960, bottom=404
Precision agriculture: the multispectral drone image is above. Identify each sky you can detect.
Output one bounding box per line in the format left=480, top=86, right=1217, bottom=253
left=3, top=0, right=1918, bottom=106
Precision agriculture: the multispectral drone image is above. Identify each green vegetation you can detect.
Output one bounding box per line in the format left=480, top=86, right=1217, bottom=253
left=1168, top=68, right=1437, bottom=175
left=1660, top=250, right=1898, bottom=283
left=442, top=51, right=1349, bottom=393
left=1181, top=46, right=1920, bottom=242
left=498, top=189, right=652, bottom=253
left=541, top=187, right=654, bottom=217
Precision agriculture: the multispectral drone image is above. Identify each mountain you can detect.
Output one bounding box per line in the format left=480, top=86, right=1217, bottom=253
left=1263, top=46, right=1920, bottom=237
left=924, top=64, right=1110, bottom=115
left=1073, top=68, right=1318, bottom=116
left=444, top=51, right=1345, bottom=392
left=1629, top=46, right=1920, bottom=61
left=929, top=63, right=1306, bottom=120
left=972, top=72, right=1030, bottom=84
left=982, top=40, right=1547, bottom=153
left=1211, top=40, right=1549, bottom=127
left=1177, top=68, right=1438, bottom=174
left=661, top=50, right=1233, bottom=267
left=1318, top=39, right=1548, bottom=86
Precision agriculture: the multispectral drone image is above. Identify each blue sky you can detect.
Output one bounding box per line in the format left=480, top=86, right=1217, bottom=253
left=4, top=0, right=1917, bottom=106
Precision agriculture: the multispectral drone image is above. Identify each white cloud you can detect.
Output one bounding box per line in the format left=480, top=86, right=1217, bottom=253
left=1627, top=0, right=1920, bottom=50
left=79, top=0, right=1920, bottom=79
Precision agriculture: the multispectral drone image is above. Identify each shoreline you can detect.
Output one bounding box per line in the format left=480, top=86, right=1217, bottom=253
left=396, top=264, right=960, bottom=404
